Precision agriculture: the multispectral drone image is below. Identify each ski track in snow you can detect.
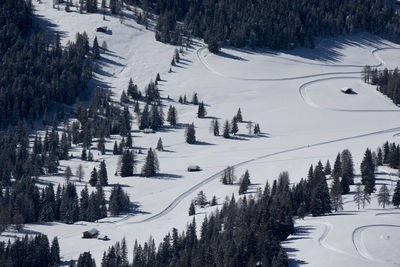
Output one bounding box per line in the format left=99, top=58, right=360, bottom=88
left=124, top=125, right=400, bottom=224
left=113, top=45, right=400, bottom=225
left=352, top=224, right=400, bottom=264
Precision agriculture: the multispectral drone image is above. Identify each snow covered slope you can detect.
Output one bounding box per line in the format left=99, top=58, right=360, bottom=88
left=1, top=0, right=400, bottom=265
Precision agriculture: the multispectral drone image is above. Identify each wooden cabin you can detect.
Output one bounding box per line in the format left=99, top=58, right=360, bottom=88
left=82, top=228, right=99, bottom=238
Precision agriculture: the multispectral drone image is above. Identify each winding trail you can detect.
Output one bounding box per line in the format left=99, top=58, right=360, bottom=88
left=126, top=125, right=400, bottom=224
left=352, top=224, right=400, bottom=263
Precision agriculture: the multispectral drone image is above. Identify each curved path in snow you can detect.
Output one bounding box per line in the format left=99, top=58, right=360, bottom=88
left=298, top=76, right=400, bottom=113
left=196, top=46, right=399, bottom=81
left=352, top=224, right=400, bottom=264
left=125, top=125, right=400, bottom=224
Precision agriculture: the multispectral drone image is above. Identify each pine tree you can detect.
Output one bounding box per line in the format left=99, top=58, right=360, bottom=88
left=211, top=195, right=217, bottom=206
left=236, top=108, right=243, bottom=122
left=362, top=187, right=371, bottom=209
left=253, top=123, right=261, bottom=135
left=156, top=138, right=163, bottom=151
left=189, top=201, right=196, bottom=216
left=191, top=93, right=198, bottom=105
left=361, top=148, right=376, bottom=194
left=392, top=181, right=400, bottom=208
left=196, top=191, right=207, bottom=206
left=109, top=184, right=130, bottom=215
left=230, top=116, right=239, bottom=135
left=81, top=148, right=87, bottom=161
left=197, top=102, right=207, bottom=118
left=77, top=252, right=96, bottom=267
left=223, top=120, right=230, bottom=138
left=50, top=237, right=60, bottom=265
left=64, top=166, right=73, bottom=182
left=121, top=150, right=135, bottom=177
left=80, top=185, right=89, bottom=221
left=221, top=166, right=235, bottom=185
left=378, top=184, right=391, bottom=208
left=98, top=161, right=108, bottom=186
left=324, top=160, right=331, bottom=175
left=239, top=170, right=251, bottom=195
left=89, top=167, right=98, bottom=186
left=185, top=123, right=196, bottom=144
left=210, top=119, right=219, bottom=136
left=332, top=153, right=342, bottom=180
left=113, top=141, right=119, bottom=155
left=341, top=149, right=354, bottom=192
left=167, top=105, right=177, bottom=126
left=93, top=36, right=100, bottom=59
left=141, top=148, right=159, bottom=177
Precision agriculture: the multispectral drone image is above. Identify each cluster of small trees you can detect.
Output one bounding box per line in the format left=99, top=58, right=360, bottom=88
left=117, top=148, right=159, bottom=177
left=0, top=234, right=60, bottom=266
left=363, top=66, right=400, bottom=105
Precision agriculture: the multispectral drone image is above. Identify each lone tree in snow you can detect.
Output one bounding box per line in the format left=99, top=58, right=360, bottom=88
left=196, top=191, right=207, bottom=206
left=378, top=184, right=391, bottom=208
left=392, top=181, right=400, bottom=208
left=221, top=166, right=235, bottom=185
left=121, top=150, right=135, bottom=177
left=191, top=92, right=198, bottom=105
left=141, top=148, right=159, bottom=177
left=210, top=119, right=220, bottom=136
left=239, top=170, right=251, bottom=195
left=197, top=102, right=207, bottom=118
left=185, top=123, right=196, bottom=144
left=156, top=138, right=164, bottom=151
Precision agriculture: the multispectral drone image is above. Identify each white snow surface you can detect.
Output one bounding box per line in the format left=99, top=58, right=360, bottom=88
left=1, top=1, right=400, bottom=265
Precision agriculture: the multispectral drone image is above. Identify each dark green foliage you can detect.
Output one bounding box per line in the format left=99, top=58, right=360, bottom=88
left=109, top=184, right=130, bottom=215
left=197, top=102, right=207, bottom=118
left=127, top=78, right=140, bottom=100
left=361, top=148, right=376, bottom=194
left=89, top=167, right=98, bottom=186
left=188, top=201, right=196, bottom=215
left=121, top=150, right=135, bottom=177
left=340, top=149, right=354, bottom=193
left=156, top=138, right=163, bottom=151
left=310, top=162, right=331, bottom=216
left=211, top=195, right=217, bottom=206
left=77, top=251, right=96, bottom=267
left=0, top=234, right=53, bottom=267
left=141, top=148, right=159, bottom=177
left=98, top=161, right=108, bottom=186
left=185, top=123, right=196, bottom=144
left=364, top=67, right=400, bottom=105
left=330, top=176, right=343, bottom=212
left=238, top=170, right=251, bottom=195
left=191, top=93, right=199, bottom=105
left=167, top=105, right=177, bottom=126
left=223, top=120, right=230, bottom=138
left=392, top=181, right=400, bottom=208
left=324, top=160, right=331, bottom=175
left=230, top=116, right=239, bottom=134
left=332, top=153, right=341, bottom=180
left=86, top=0, right=98, bottom=13
left=253, top=123, right=261, bottom=135
left=236, top=108, right=243, bottom=122
left=221, top=166, right=235, bottom=185
left=50, top=237, right=60, bottom=266
left=211, top=119, right=220, bottom=136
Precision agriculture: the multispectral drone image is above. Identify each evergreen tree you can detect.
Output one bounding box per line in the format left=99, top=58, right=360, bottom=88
left=230, top=116, right=239, bottom=135
left=197, top=102, right=207, bottom=118
left=196, top=191, right=207, bottom=206
left=98, top=161, right=108, bottom=186
left=77, top=252, right=96, bottom=267
left=50, top=237, right=60, bottom=266
left=221, top=166, right=235, bottom=185
left=93, top=36, right=100, bottom=59
left=109, top=184, right=130, bottom=215
left=89, top=167, right=98, bottom=186
left=354, top=184, right=363, bottom=210
left=185, top=123, right=196, bottom=144
left=332, top=153, right=342, bottom=180
left=324, top=160, right=331, bottom=175
left=141, top=148, right=159, bottom=177
left=223, top=120, right=230, bottom=138
left=191, top=93, right=198, bottom=105
left=80, top=185, right=89, bottom=221
left=167, top=106, right=177, bottom=126
left=127, top=78, right=140, bottom=100
left=236, top=108, right=243, bottom=122
left=210, top=119, right=220, bottom=136
left=113, top=141, right=119, bottom=155
left=361, top=148, right=376, bottom=194
left=76, top=164, right=84, bottom=183
left=392, top=181, right=400, bottom=208
left=253, top=123, right=261, bottom=135
left=156, top=138, right=164, bottom=151
left=65, top=166, right=73, bottom=182
left=188, top=201, right=196, bottom=216
left=378, top=184, right=391, bottom=208
left=121, top=150, right=135, bottom=177
left=211, top=195, right=217, bottom=206
left=341, top=149, right=354, bottom=192
left=239, top=170, right=251, bottom=195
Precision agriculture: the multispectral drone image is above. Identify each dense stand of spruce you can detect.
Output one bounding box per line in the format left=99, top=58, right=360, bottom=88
left=147, top=0, right=400, bottom=50
left=363, top=66, right=400, bottom=105
left=0, top=0, right=92, bottom=127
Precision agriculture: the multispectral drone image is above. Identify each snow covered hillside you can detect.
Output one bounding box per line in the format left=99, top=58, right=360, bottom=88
left=1, top=0, right=400, bottom=265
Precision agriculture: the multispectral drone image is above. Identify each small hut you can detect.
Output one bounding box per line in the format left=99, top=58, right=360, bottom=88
left=82, top=228, right=99, bottom=238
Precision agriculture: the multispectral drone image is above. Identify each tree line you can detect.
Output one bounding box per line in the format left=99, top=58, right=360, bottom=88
left=363, top=66, right=400, bottom=105
left=149, top=0, right=400, bottom=51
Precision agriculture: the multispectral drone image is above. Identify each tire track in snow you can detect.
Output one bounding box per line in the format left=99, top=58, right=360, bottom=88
left=352, top=224, right=400, bottom=263
left=125, top=125, right=400, bottom=224
left=196, top=46, right=399, bottom=82
left=298, top=76, right=400, bottom=112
